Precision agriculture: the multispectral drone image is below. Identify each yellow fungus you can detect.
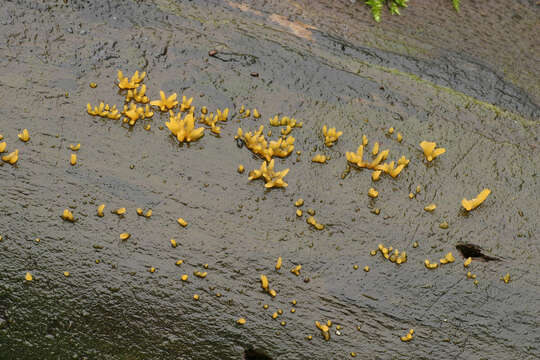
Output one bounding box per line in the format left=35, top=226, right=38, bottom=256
left=277, top=309, right=283, bottom=315
left=113, top=208, right=126, bottom=215
left=472, top=274, right=477, bottom=279
left=126, top=84, right=149, bottom=104
left=181, top=274, right=188, bottom=281
left=175, top=260, right=184, bottom=266
left=322, top=125, right=343, bottom=147
left=409, top=192, right=414, bottom=199
left=145, top=209, right=152, bottom=218
left=2, top=149, right=19, bottom=164
left=440, top=252, right=455, bottom=264
left=69, top=143, right=81, bottom=151
left=281, top=125, right=292, bottom=136
left=364, top=266, right=370, bottom=272
left=61, top=209, right=75, bottom=222
left=424, top=259, right=438, bottom=269
left=397, top=133, right=403, bottom=143
left=312, top=154, right=327, bottom=163
left=464, top=257, right=472, bottom=267
left=353, top=264, right=359, bottom=270
left=269, top=289, right=277, bottom=297
left=239, top=105, right=245, bottom=114
left=296, top=209, right=303, bottom=217
left=424, top=203, right=436, bottom=212
left=351, top=353, right=357, bottom=357
left=35, top=238, right=40, bottom=243
left=388, top=127, right=394, bottom=134
left=291, top=308, right=296, bottom=313
left=295, top=198, right=304, bottom=207
left=201, top=106, right=208, bottom=115
left=253, top=109, right=261, bottom=118
left=25, top=272, right=33, bottom=281
left=462, top=189, right=491, bottom=211
left=0, top=142, right=6, bottom=153
left=194, top=271, right=207, bottom=278
left=63, top=271, right=70, bottom=277
left=372, top=142, right=379, bottom=156
left=466, top=271, right=472, bottom=278
left=179, top=96, right=194, bottom=112
left=368, top=188, right=378, bottom=198
left=372, top=170, right=382, bottom=181
left=439, top=221, right=449, bottom=229
left=261, top=275, right=269, bottom=291
left=136, top=208, right=143, bottom=216
left=237, top=164, right=245, bottom=173
left=193, top=294, right=199, bottom=301
left=171, top=239, right=177, bottom=248
left=166, top=111, right=205, bottom=143
left=272, top=312, right=278, bottom=319
left=120, top=233, right=130, bottom=240
left=370, top=250, right=377, bottom=256
left=474, top=279, right=479, bottom=285
left=291, top=265, right=301, bottom=276
left=416, top=185, right=421, bottom=193
left=97, top=204, right=105, bottom=217
left=177, top=218, right=188, bottom=227
left=243, top=109, right=251, bottom=118
left=306, top=216, right=324, bottom=230
left=249, top=159, right=289, bottom=188
left=70, top=153, right=77, bottom=166
left=400, top=329, right=414, bottom=342
left=150, top=90, right=178, bottom=111
left=18, top=129, right=30, bottom=142
left=315, top=321, right=330, bottom=341
left=263, top=304, right=269, bottom=309
left=397, top=156, right=409, bottom=167
left=150, top=267, right=155, bottom=273
left=117, top=70, right=145, bottom=90
left=280, top=321, right=286, bottom=326
left=237, top=318, right=246, bottom=325
left=307, top=335, right=313, bottom=340
left=276, top=257, right=282, bottom=271
left=502, top=273, right=510, bottom=283
left=420, top=141, right=446, bottom=161
left=122, top=103, right=145, bottom=125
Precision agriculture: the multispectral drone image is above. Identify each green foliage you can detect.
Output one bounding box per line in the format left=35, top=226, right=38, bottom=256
left=365, top=0, right=460, bottom=22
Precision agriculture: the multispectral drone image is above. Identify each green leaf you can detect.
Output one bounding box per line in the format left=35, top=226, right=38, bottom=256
left=366, top=0, right=383, bottom=22
left=389, top=2, right=400, bottom=15
left=453, top=0, right=460, bottom=12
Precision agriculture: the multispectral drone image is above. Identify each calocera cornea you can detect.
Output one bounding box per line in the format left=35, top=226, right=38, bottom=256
left=150, top=91, right=178, bottom=111
left=400, top=329, right=414, bottom=342
left=179, top=95, right=193, bottom=112
left=295, top=198, right=304, bottom=207
left=260, top=275, right=269, bottom=291
left=296, top=209, right=302, bottom=217
left=424, top=259, right=438, bottom=269
left=237, top=318, right=246, bottom=325
left=315, top=321, right=331, bottom=341
left=87, top=102, right=121, bottom=119
left=97, top=204, right=105, bottom=217
left=253, top=109, right=261, bottom=118
left=236, top=126, right=295, bottom=161
left=368, top=188, right=378, bottom=198
left=120, top=233, right=130, bottom=240
left=501, top=273, right=510, bottom=283
left=70, top=143, right=81, bottom=151
left=61, top=209, right=75, bottom=222
left=166, top=111, right=205, bottom=143
left=312, top=154, right=327, bottom=163
left=70, top=154, right=77, bottom=165
left=112, top=208, right=126, bottom=215
left=306, top=216, right=324, bottom=230
left=440, top=252, right=455, bottom=264
left=462, top=189, right=491, bottom=211
left=0, top=142, right=6, bottom=152
left=194, top=271, right=207, bottom=278
left=125, top=84, right=149, bottom=103
left=276, top=257, right=282, bottom=270
left=248, top=159, right=289, bottom=188
left=117, top=70, right=145, bottom=90
left=420, top=141, right=446, bottom=162
left=25, top=272, right=33, bottom=281
left=171, top=239, right=178, bottom=248
left=396, top=133, right=403, bottom=142
left=463, top=257, right=472, bottom=267
left=122, top=103, right=144, bottom=125
left=322, top=125, right=343, bottom=147
left=424, top=203, right=436, bottom=212
left=2, top=149, right=18, bottom=164
left=177, top=218, right=188, bottom=227
left=290, top=265, right=301, bottom=276
left=18, top=129, right=30, bottom=142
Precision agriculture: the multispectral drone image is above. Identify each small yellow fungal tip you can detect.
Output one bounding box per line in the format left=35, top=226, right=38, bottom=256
left=260, top=274, right=269, bottom=291
left=424, top=203, right=437, bottom=212
left=280, top=321, right=286, bottom=326
left=306, top=216, right=324, bottom=230
left=166, top=111, right=205, bottom=143
left=368, top=188, right=378, bottom=198
left=120, top=233, right=130, bottom=240
left=2, top=149, right=19, bottom=164
left=396, top=133, right=403, bottom=142
left=69, top=143, right=81, bottom=151
left=136, top=208, right=143, bottom=216
left=272, top=312, right=278, bottom=319
left=113, top=208, right=126, bottom=215
left=295, top=198, right=304, bottom=207
left=181, top=274, right=188, bottom=281
left=61, top=209, right=75, bottom=222
left=263, top=304, right=269, bottom=309
left=439, top=252, right=455, bottom=264
left=424, top=259, right=438, bottom=269
left=462, top=189, right=491, bottom=211
left=420, top=141, right=446, bottom=161
left=363, top=266, right=370, bottom=272
left=177, top=218, right=188, bottom=227
left=150, top=90, right=178, bottom=112
left=25, top=272, right=33, bottom=281
left=89, top=82, right=97, bottom=88
left=97, top=204, right=105, bottom=217
left=237, top=318, right=246, bottom=325
left=502, top=273, right=510, bottom=283
left=296, top=209, right=303, bottom=217
left=63, top=271, right=70, bottom=277
left=175, top=260, right=184, bottom=266
left=253, top=109, right=260, bottom=118
left=315, top=321, right=331, bottom=341
left=18, top=129, right=30, bottom=142
left=275, top=257, right=282, bottom=271
left=193, top=294, right=199, bottom=300
left=269, top=289, right=277, bottom=297
left=372, top=170, right=382, bottom=181
left=249, top=159, right=290, bottom=188
left=290, top=265, right=302, bottom=276
left=351, top=352, right=357, bottom=357
left=409, top=192, right=414, bottom=199
left=464, top=257, right=472, bottom=267
left=312, top=154, right=327, bottom=163
left=400, top=329, right=414, bottom=342
left=237, top=164, right=245, bottom=173
left=0, top=142, right=6, bottom=153
left=171, top=239, right=177, bottom=248
left=69, top=153, right=77, bottom=166
left=322, top=125, right=343, bottom=147
left=145, top=209, right=152, bottom=218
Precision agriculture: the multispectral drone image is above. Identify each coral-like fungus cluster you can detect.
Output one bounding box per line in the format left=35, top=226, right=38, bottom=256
left=199, top=108, right=229, bottom=134
left=322, top=125, right=343, bottom=147
left=346, top=139, right=409, bottom=178
left=248, top=159, right=289, bottom=188
left=260, top=275, right=277, bottom=297
left=420, top=141, right=445, bottom=162
left=462, top=189, right=490, bottom=211
left=87, top=102, right=122, bottom=120
left=166, top=111, right=205, bottom=143
left=373, top=244, right=407, bottom=264
left=236, top=126, right=295, bottom=161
